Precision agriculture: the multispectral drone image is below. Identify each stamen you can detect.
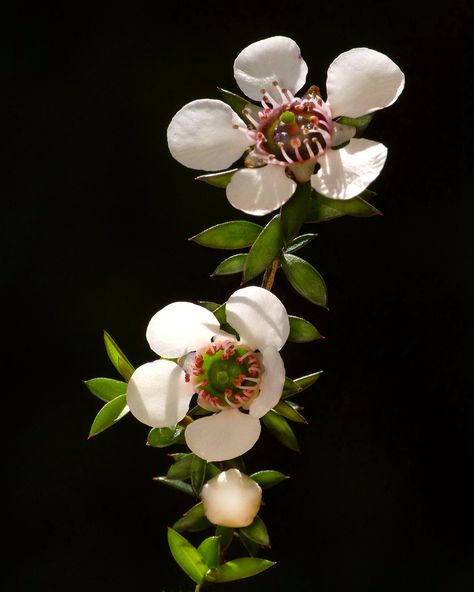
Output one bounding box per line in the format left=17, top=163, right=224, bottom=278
left=281, top=87, right=294, bottom=101
left=291, top=138, right=304, bottom=162
left=278, top=142, right=294, bottom=163
left=304, top=138, right=315, bottom=158
left=272, top=80, right=289, bottom=103
left=242, top=108, right=260, bottom=128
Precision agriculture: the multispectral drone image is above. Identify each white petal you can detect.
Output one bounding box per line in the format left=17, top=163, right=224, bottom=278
left=326, top=48, right=405, bottom=118
left=127, top=360, right=194, bottom=428
left=234, top=36, right=308, bottom=101
left=226, top=165, right=296, bottom=216
left=226, top=286, right=290, bottom=351
left=185, top=408, right=261, bottom=461
left=201, top=469, right=262, bottom=527
left=311, top=138, right=387, bottom=200
left=249, top=347, right=285, bottom=418
left=147, top=302, right=220, bottom=358
left=167, top=99, right=250, bottom=171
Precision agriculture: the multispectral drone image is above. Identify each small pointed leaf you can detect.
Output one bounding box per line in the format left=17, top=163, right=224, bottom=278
left=262, top=410, right=301, bottom=452
left=191, top=221, right=262, bottom=250
left=236, top=531, right=260, bottom=556
left=88, top=395, right=128, bottom=438
left=206, top=463, right=221, bottom=479
left=154, top=477, right=194, bottom=497
left=315, top=190, right=380, bottom=217
left=249, top=470, right=288, bottom=489
left=191, top=455, right=207, bottom=496
left=282, top=254, right=328, bottom=307
left=173, top=502, right=211, bottom=533
left=84, top=378, right=127, bottom=402
left=215, top=526, right=234, bottom=551
left=103, top=331, right=135, bottom=381
left=285, top=233, right=317, bottom=254
left=167, top=453, right=195, bottom=480
left=282, top=371, right=323, bottom=399
left=243, top=215, right=283, bottom=283
left=281, top=182, right=312, bottom=244
left=197, top=537, right=220, bottom=569
left=288, top=315, right=322, bottom=342
left=212, top=253, right=247, bottom=276
left=205, top=558, right=275, bottom=583
left=147, top=425, right=185, bottom=448
left=197, top=301, right=227, bottom=325
left=196, top=169, right=238, bottom=188
left=239, top=515, right=270, bottom=547
left=223, top=456, right=246, bottom=472
left=218, top=88, right=260, bottom=124
left=274, top=400, right=308, bottom=423
left=167, top=527, right=208, bottom=585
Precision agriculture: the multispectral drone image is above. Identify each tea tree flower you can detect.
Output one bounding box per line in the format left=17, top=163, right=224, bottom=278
left=168, top=36, right=404, bottom=215
left=201, top=469, right=262, bottom=527
left=126, top=286, right=289, bottom=461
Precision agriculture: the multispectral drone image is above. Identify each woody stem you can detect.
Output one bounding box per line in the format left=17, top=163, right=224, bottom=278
left=261, top=258, right=280, bottom=291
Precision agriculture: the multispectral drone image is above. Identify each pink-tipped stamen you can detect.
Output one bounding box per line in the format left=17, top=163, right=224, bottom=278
left=304, top=139, right=316, bottom=159
left=277, top=142, right=294, bottom=163
left=242, top=108, right=260, bottom=128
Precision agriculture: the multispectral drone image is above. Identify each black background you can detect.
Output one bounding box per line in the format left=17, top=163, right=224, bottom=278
left=6, top=2, right=473, bottom=590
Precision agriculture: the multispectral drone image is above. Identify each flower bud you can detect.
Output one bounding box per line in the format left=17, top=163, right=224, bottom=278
left=201, top=468, right=262, bottom=527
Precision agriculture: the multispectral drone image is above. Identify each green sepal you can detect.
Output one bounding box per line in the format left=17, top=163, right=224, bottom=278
left=188, top=404, right=212, bottom=417
left=147, top=425, right=185, bottom=448
left=218, top=87, right=260, bottom=124
left=262, top=410, right=301, bottom=452
left=282, top=371, right=323, bottom=399
left=239, top=515, right=270, bottom=547
left=274, top=400, right=307, bottom=424
left=282, top=254, right=328, bottom=307
left=236, top=531, right=260, bottom=556
left=196, top=169, right=238, bottom=188
left=84, top=378, right=127, bottom=403
left=167, top=527, right=209, bottom=585
left=306, top=189, right=379, bottom=223
left=249, top=470, right=288, bottom=488
left=173, top=502, right=211, bottom=533
left=197, top=536, right=220, bottom=569
left=190, top=221, right=262, bottom=249
left=212, top=253, right=247, bottom=276
left=103, top=331, right=135, bottom=382
left=167, top=453, right=195, bottom=480
left=243, top=214, right=283, bottom=283
left=197, top=301, right=227, bottom=325
left=285, top=233, right=317, bottom=254
left=280, top=182, right=312, bottom=244
left=153, top=477, right=194, bottom=497
left=205, top=558, right=275, bottom=583
left=337, top=113, right=374, bottom=137
left=215, top=526, right=234, bottom=551
left=191, top=455, right=207, bottom=496
left=88, top=394, right=128, bottom=438
left=288, top=315, right=323, bottom=342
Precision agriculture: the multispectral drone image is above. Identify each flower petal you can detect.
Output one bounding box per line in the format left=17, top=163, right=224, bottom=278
left=147, top=302, right=220, bottom=358
left=326, top=48, right=405, bottom=118
left=226, top=286, right=290, bottom=351
left=127, top=360, right=194, bottom=428
left=234, top=36, right=308, bottom=101
left=249, top=347, right=285, bottom=418
left=185, top=408, right=261, bottom=461
left=311, top=138, right=387, bottom=200
left=167, top=99, right=250, bottom=171
left=226, top=165, right=296, bottom=216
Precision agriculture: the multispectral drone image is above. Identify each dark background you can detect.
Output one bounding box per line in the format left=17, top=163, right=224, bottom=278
left=6, top=2, right=473, bottom=590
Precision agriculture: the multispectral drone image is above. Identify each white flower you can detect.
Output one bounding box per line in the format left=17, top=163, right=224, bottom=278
left=126, top=286, right=289, bottom=461
left=201, top=469, right=262, bottom=527
left=167, top=36, right=405, bottom=216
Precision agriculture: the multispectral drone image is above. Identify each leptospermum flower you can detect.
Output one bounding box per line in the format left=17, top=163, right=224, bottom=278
left=126, top=286, right=289, bottom=461
left=201, top=469, right=262, bottom=527
left=167, top=36, right=405, bottom=215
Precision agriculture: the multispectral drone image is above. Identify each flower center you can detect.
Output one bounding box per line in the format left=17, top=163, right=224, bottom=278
left=184, top=340, right=262, bottom=410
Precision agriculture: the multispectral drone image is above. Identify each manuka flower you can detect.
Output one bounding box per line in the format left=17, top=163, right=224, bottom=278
left=126, top=286, right=289, bottom=461
left=167, top=36, right=404, bottom=215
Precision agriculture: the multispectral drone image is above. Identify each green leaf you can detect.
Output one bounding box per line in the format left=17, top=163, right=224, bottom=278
left=167, top=453, right=195, bottom=480
left=262, top=410, right=301, bottom=452
left=205, top=558, right=275, bottom=583
left=153, top=477, right=194, bottom=497
left=249, top=470, right=288, bottom=489
left=282, top=376, right=299, bottom=397
left=223, top=456, right=246, bottom=472
left=338, top=113, right=374, bottom=137
left=243, top=214, right=283, bottom=283
left=215, top=526, right=234, bottom=551
left=206, top=463, right=221, bottom=479
left=285, top=233, right=317, bottom=254
left=288, top=315, right=323, bottom=342
left=282, top=371, right=323, bottom=399
left=147, top=425, right=185, bottom=448
left=282, top=254, right=328, bottom=307
left=239, top=515, right=270, bottom=547
left=191, top=455, right=207, bottom=496
left=306, top=190, right=379, bottom=223
left=212, top=253, right=247, bottom=276
left=84, top=378, right=127, bottom=402
left=196, top=169, right=238, bottom=188
left=236, top=531, right=260, bottom=556
left=103, top=331, right=135, bottom=381
left=173, top=502, right=211, bottom=533
left=197, top=537, right=220, bottom=569
left=167, top=527, right=208, bottom=585
left=188, top=404, right=212, bottom=417
left=196, top=301, right=226, bottom=325
left=218, top=87, right=260, bottom=125
left=281, top=182, right=312, bottom=244
left=190, top=221, right=262, bottom=250
left=274, top=400, right=307, bottom=424
left=88, top=394, right=128, bottom=438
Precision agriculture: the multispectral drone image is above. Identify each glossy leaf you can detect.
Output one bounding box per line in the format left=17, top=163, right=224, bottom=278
left=285, top=233, right=317, bottom=254
left=262, top=410, right=301, bottom=453
left=282, top=371, right=323, bottom=399
left=191, top=455, right=207, bottom=496
left=240, top=515, right=270, bottom=547
left=282, top=377, right=299, bottom=397
left=236, top=531, right=260, bottom=556
left=206, top=463, right=221, bottom=479
left=281, top=182, right=312, bottom=244
left=288, top=315, right=322, bottom=342
left=103, top=331, right=135, bottom=382
left=88, top=395, right=128, bottom=438
left=173, top=502, right=211, bottom=533
left=218, top=87, right=260, bottom=124
left=212, top=253, right=247, bottom=276
left=338, top=113, right=374, bottom=137
left=250, top=470, right=288, bottom=489
left=224, top=456, right=246, bottom=472
left=188, top=404, right=212, bottom=417
left=205, top=558, right=275, bottom=583
left=147, top=425, right=185, bottom=448
left=167, top=453, right=195, bottom=480
left=306, top=190, right=379, bottom=222
left=215, top=526, right=234, bottom=551
left=197, top=301, right=227, bottom=325
left=167, top=527, right=208, bottom=585
left=197, top=537, right=220, bottom=569
left=84, top=378, right=127, bottom=403
left=282, top=254, right=328, bottom=307
left=154, top=477, right=194, bottom=497
left=190, top=221, right=262, bottom=250
left=274, top=400, right=307, bottom=424
left=243, top=215, right=283, bottom=283
left=196, top=169, right=238, bottom=188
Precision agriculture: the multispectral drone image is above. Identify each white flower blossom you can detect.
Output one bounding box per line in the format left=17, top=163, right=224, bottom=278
left=167, top=36, right=404, bottom=216
left=201, top=469, right=262, bottom=527
left=126, top=286, right=289, bottom=461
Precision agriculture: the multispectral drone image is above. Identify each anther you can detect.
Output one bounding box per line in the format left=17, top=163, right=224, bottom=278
left=304, top=138, right=315, bottom=158
left=242, top=108, right=259, bottom=128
